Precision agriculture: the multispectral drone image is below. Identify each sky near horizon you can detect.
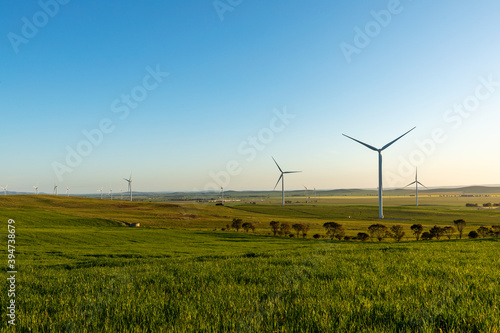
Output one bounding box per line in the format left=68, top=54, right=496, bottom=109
left=1, top=0, right=500, bottom=194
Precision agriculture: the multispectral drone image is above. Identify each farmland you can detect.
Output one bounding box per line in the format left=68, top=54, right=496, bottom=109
left=1, top=195, right=500, bottom=332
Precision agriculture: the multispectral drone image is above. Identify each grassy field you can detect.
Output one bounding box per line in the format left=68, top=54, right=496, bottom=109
left=1, top=195, right=500, bottom=332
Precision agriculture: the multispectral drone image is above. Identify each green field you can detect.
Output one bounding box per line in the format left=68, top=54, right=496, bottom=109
left=1, top=195, right=500, bottom=332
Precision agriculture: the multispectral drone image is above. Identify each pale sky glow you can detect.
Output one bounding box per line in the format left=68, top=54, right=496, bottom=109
left=1, top=1, right=500, bottom=194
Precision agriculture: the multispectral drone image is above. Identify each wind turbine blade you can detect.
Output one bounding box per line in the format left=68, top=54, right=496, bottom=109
left=284, top=171, right=302, bottom=174
left=403, top=181, right=417, bottom=188
left=342, top=134, right=379, bottom=151
left=272, top=157, right=283, bottom=173
left=381, top=127, right=416, bottom=151
left=417, top=181, right=428, bottom=189
left=273, top=175, right=283, bottom=191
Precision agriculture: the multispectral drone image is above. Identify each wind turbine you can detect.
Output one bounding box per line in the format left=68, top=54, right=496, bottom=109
left=1, top=185, right=7, bottom=195
left=109, top=188, right=113, bottom=200
left=403, top=168, right=428, bottom=206
left=343, top=127, right=416, bottom=219
left=124, top=175, right=133, bottom=201
left=97, top=187, right=104, bottom=199
left=303, top=186, right=309, bottom=204
left=120, top=189, right=123, bottom=200
left=272, top=157, right=301, bottom=206
left=33, top=185, right=39, bottom=195
left=53, top=184, right=58, bottom=195
left=66, top=185, right=70, bottom=197
left=219, top=186, right=224, bottom=205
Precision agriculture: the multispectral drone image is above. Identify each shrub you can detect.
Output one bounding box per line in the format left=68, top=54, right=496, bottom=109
left=313, top=234, right=321, bottom=240
left=468, top=231, right=479, bottom=239
left=357, top=233, right=369, bottom=242
left=323, top=222, right=345, bottom=240
left=466, top=203, right=478, bottom=207
left=242, top=222, right=255, bottom=233
left=429, top=226, right=445, bottom=240
left=368, top=224, right=388, bottom=242
left=411, top=224, right=423, bottom=240
left=421, top=232, right=433, bottom=240
left=390, top=225, right=405, bottom=242
left=344, top=236, right=352, bottom=241
left=280, top=222, right=291, bottom=236
left=443, top=226, right=455, bottom=239
left=231, top=218, right=243, bottom=232
left=270, top=221, right=281, bottom=236
left=477, top=226, right=490, bottom=238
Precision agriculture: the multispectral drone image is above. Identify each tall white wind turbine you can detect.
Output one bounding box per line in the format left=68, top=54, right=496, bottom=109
left=343, top=127, right=416, bottom=219
left=66, top=185, right=70, bottom=197
left=53, top=184, right=58, bottom=195
left=98, top=187, right=103, bottom=199
left=124, top=175, right=133, bottom=201
left=33, top=185, right=39, bottom=195
left=403, top=168, right=428, bottom=206
left=303, top=186, right=309, bottom=204
left=220, top=186, right=224, bottom=205
left=109, top=188, right=113, bottom=200
left=272, top=157, right=301, bottom=206
left=1, top=185, right=7, bottom=195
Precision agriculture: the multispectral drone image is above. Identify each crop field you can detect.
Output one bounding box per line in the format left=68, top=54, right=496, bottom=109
left=1, top=195, right=500, bottom=332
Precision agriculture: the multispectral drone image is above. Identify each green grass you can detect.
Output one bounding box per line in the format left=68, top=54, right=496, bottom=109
left=1, top=196, right=500, bottom=332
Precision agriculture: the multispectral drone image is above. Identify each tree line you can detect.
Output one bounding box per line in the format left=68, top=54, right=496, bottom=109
left=223, top=218, right=500, bottom=242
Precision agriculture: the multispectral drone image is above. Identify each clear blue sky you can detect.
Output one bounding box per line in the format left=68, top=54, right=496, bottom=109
left=1, top=0, right=500, bottom=194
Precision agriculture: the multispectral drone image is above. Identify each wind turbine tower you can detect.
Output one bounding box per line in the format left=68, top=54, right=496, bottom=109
left=404, top=168, right=428, bottom=206
left=343, top=127, right=416, bottom=219
left=303, top=186, right=309, bottom=204
left=53, top=184, right=58, bottom=195
left=66, top=185, right=70, bottom=197
left=220, top=187, right=224, bottom=205
left=1, top=185, right=7, bottom=195
left=124, top=175, right=133, bottom=201
left=109, top=188, right=113, bottom=201
left=33, top=185, right=39, bottom=195
left=98, top=187, right=103, bottom=199
left=272, top=157, right=301, bottom=206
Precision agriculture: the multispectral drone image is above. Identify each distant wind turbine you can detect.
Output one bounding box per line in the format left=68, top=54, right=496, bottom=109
left=303, top=186, right=309, bottom=204
left=33, top=185, right=39, bottom=195
left=1, top=185, right=7, bottom=195
left=66, top=185, right=70, bottom=197
left=272, top=157, right=301, bottom=206
left=124, top=175, right=133, bottom=201
left=120, top=189, right=123, bottom=200
left=403, top=168, right=428, bottom=206
left=53, top=184, right=58, bottom=195
left=109, top=188, right=113, bottom=200
left=220, top=186, right=224, bottom=205
left=343, top=127, right=416, bottom=219
left=98, top=187, right=103, bottom=199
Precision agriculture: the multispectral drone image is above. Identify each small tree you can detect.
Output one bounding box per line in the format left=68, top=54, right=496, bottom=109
left=231, top=218, right=243, bottom=232
left=242, top=222, right=255, bottom=233
left=468, top=230, right=479, bottom=239
left=292, top=224, right=304, bottom=238
left=390, top=225, right=405, bottom=242
left=280, top=222, right=291, bottom=237
left=344, top=236, right=352, bottom=241
left=410, top=224, right=424, bottom=241
left=301, top=224, right=310, bottom=238
left=454, top=219, right=466, bottom=239
left=421, top=231, right=433, bottom=240
left=323, top=222, right=344, bottom=241
left=313, top=234, right=321, bottom=240
left=429, top=226, right=445, bottom=240
left=357, top=232, right=370, bottom=242
left=477, top=226, right=489, bottom=238
left=368, top=223, right=388, bottom=242
left=443, top=226, right=455, bottom=239
left=270, top=221, right=281, bottom=236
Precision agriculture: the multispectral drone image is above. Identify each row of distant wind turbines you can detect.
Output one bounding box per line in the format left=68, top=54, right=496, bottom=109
left=271, top=127, right=426, bottom=219
left=28, top=175, right=135, bottom=201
